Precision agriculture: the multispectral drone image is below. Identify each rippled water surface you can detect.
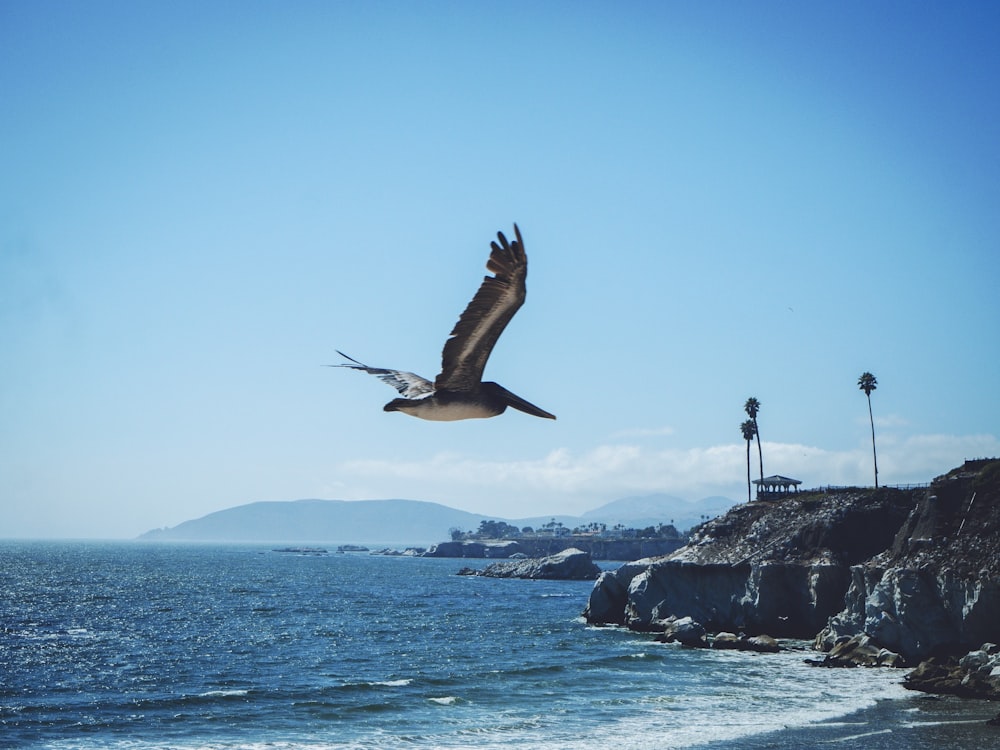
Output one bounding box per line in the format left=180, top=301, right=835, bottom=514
left=0, top=541, right=931, bottom=749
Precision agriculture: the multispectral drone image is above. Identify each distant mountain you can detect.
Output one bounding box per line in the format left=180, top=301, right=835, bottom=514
left=138, top=499, right=492, bottom=546
left=138, top=493, right=739, bottom=545
left=582, top=494, right=738, bottom=531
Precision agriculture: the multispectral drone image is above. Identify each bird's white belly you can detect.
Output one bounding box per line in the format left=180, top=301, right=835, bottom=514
left=395, top=398, right=499, bottom=421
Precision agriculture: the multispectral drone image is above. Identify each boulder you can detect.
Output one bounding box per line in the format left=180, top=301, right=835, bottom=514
left=460, top=548, right=600, bottom=580
left=805, top=634, right=905, bottom=668
left=903, top=645, right=1000, bottom=700
left=746, top=634, right=781, bottom=653
left=655, top=616, right=708, bottom=648
left=711, top=632, right=744, bottom=650
left=709, top=631, right=781, bottom=653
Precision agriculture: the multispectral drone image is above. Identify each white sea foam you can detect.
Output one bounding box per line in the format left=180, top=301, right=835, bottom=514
left=370, top=678, right=412, bottom=687
left=198, top=689, right=249, bottom=698
left=900, top=718, right=990, bottom=728
left=427, top=696, right=459, bottom=705
left=429, top=648, right=914, bottom=750
left=826, top=728, right=894, bottom=743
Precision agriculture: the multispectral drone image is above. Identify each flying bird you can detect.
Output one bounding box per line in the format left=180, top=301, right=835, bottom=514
left=335, top=224, right=556, bottom=421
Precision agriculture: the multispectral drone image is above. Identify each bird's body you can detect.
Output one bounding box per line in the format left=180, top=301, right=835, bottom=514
left=384, top=384, right=511, bottom=421
left=336, top=224, right=555, bottom=421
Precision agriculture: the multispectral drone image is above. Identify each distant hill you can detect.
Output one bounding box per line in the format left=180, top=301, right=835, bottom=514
left=582, top=494, right=738, bottom=531
left=138, top=499, right=493, bottom=545
left=138, top=494, right=739, bottom=545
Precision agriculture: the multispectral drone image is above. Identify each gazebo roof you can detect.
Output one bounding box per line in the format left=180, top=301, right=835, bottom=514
left=752, top=475, right=802, bottom=487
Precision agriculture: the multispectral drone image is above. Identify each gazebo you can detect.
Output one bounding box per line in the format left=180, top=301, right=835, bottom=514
left=752, top=475, right=802, bottom=500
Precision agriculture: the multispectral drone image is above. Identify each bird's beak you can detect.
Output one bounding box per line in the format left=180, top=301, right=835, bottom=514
left=500, top=387, right=556, bottom=420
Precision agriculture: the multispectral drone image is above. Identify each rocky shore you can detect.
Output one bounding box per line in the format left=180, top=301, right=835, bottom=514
left=425, top=536, right=683, bottom=561
left=457, top=547, right=601, bottom=580
left=584, top=459, right=1000, bottom=720
left=903, top=644, right=1000, bottom=701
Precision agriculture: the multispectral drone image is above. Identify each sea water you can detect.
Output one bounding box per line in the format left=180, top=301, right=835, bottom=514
left=0, top=541, right=960, bottom=749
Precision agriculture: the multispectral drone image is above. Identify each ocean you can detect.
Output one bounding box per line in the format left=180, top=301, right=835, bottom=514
left=1, top=541, right=996, bottom=749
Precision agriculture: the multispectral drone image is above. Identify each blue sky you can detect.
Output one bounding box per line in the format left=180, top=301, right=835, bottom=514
left=2, top=1, right=999, bottom=539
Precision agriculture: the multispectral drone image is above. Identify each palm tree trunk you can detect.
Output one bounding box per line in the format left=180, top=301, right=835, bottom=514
left=746, top=439, right=752, bottom=502
left=867, top=394, right=879, bottom=488
left=753, top=417, right=763, bottom=483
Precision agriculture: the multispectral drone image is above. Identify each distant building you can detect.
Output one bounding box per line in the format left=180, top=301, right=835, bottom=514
left=752, top=475, right=802, bottom=500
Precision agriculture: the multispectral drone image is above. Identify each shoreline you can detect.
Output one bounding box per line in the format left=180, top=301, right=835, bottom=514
left=710, top=693, right=998, bottom=750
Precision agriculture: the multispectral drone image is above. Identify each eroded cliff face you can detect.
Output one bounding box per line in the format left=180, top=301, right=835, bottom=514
left=817, top=460, right=1000, bottom=660
left=585, top=460, right=1000, bottom=659
left=585, top=485, right=917, bottom=637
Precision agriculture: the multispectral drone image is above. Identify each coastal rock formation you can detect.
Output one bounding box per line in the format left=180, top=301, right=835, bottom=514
left=652, top=625, right=782, bottom=652
left=805, top=634, right=905, bottom=668
left=817, top=460, right=1000, bottom=661
left=654, top=616, right=708, bottom=648
left=426, top=537, right=683, bottom=561
left=902, top=644, right=1000, bottom=700
left=711, top=632, right=782, bottom=653
left=585, top=459, right=1000, bottom=666
left=369, top=547, right=426, bottom=556
left=586, top=484, right=916, bottom=637
left=428, top=540, right=525, bottom=558
left=457, top=548, right=601, bottom=580
left=583, top=558, right=663, bottom=626
left=711, top=632, right=746, bottom=650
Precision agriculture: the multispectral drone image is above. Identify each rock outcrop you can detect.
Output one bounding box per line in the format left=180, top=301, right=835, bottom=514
left=586, top=484, right=916, bottom=637
left=712, top=632, right=782, bottom=653
left=902, top=644, right=1000, bottom=700
left=805, top=634, right=905, bottom=668
left=585, top=459, right=1000, bottom=666
left=583, top=558, right=664, bottom=626
left=816, top=460, right=1000, bottom=661
left=426, top=537, right=683, bottom=561
left=458, top=548, right=601, bottom=580
left=654, top=616, right=708, bottom=648
left=428, top=540, right=525, bottom=558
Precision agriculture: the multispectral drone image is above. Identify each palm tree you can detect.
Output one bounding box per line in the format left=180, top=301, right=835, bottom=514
left=740, top=419, right=757, bottom=502
left=858, top=372, right=879, bottom=488
left=744, top=397, right=763, bottom=484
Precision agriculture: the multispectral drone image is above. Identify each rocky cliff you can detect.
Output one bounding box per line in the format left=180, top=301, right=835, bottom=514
left=585, top=460, right=1000, bottom=663
left=586, top=483, right=915, bottom=636
left=817, top=459, right=1000, bottom=660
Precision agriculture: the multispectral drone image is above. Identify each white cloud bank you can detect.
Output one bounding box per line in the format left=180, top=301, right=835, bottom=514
left=334, top=432, right=1000, bottom=517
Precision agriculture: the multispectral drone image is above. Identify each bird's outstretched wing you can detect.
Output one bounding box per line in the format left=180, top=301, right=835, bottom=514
left=436, top=224, right=527, bottom=391
left=333, top=351, right=435, bottom=399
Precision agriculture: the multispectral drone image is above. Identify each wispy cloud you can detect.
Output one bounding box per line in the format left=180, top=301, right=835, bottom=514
left=863, top=413, right=911, bottom=430
left=609, top=425, right=676, bottom=439
left=334, top=432, right=1000, bottom=516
